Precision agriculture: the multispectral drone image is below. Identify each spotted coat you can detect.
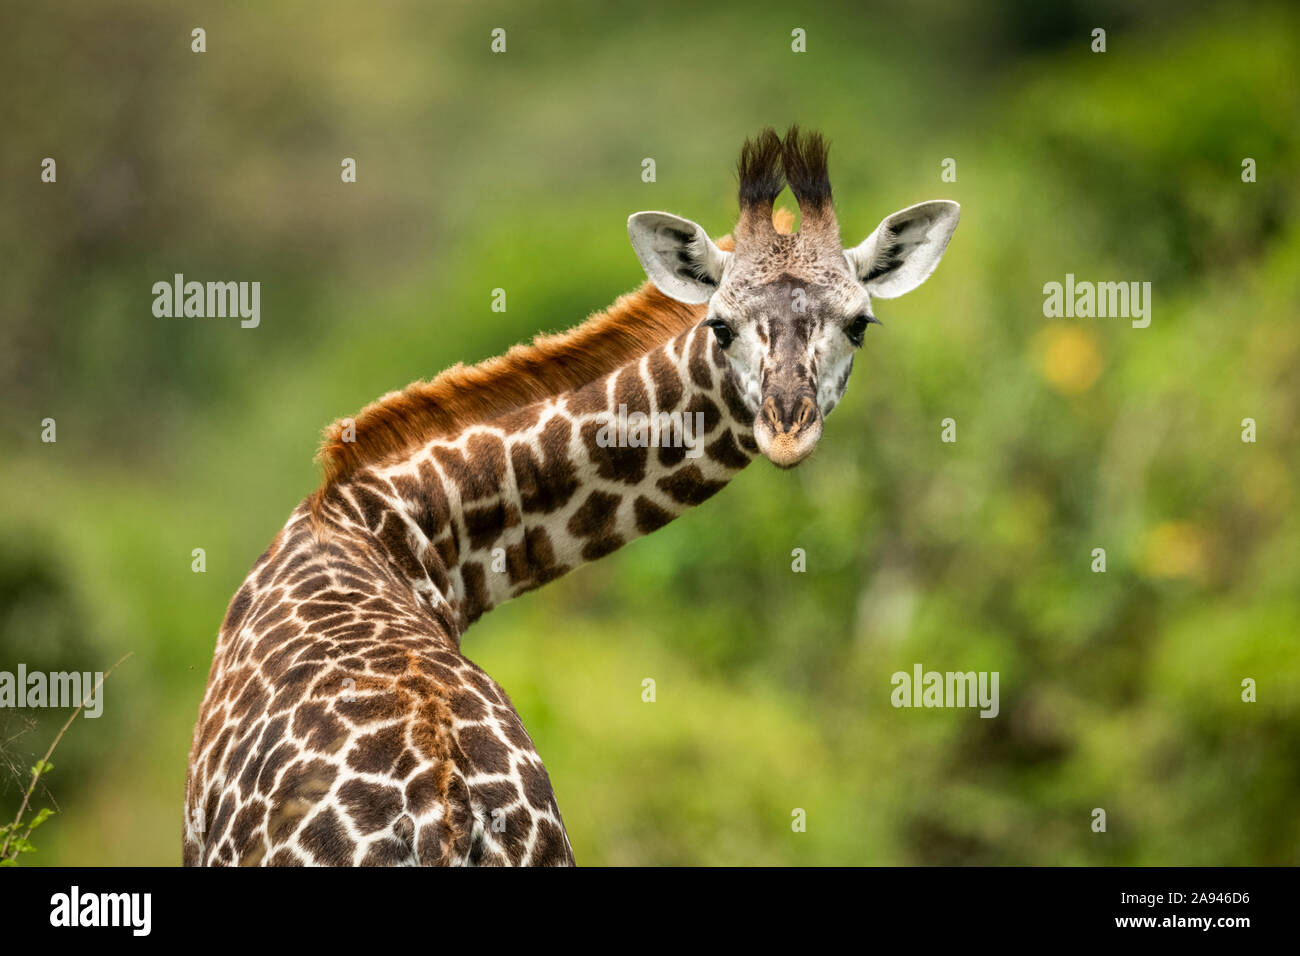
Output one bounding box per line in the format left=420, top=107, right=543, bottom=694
left=183, top=324, right=755, bottom=866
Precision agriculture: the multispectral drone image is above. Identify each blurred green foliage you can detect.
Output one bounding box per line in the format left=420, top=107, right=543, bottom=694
left=1, top=0, right=1296, bottom=865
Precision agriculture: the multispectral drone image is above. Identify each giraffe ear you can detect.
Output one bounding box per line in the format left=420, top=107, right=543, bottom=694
left=627, top=211, right=730, bottom=304
left=845, top=200, right=960, bottom=299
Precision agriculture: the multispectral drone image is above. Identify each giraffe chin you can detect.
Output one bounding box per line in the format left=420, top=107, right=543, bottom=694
left=754, top=419, right=823, bottom=469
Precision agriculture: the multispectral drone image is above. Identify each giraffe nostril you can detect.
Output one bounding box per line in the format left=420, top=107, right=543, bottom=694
left=795, top=397, right=815, bottom=428
left=762, top=394, right=820, bottom=434
left=763, top=396, right=781, bottom=431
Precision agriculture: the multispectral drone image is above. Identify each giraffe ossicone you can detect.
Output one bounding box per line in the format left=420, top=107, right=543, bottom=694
left=184, top=126, right=959, bottom=866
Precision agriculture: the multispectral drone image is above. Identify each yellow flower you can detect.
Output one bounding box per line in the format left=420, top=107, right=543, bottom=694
left=1139, top=521, right=1208, bottom=581
left=1033, top=324, right=1103, bottom=395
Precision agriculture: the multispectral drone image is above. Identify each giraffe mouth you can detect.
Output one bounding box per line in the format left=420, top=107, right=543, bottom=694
left=754, top=395, right=823, bottom=468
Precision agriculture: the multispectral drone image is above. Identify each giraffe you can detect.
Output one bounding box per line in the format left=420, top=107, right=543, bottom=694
left=183, top=126, right=960, bottom=866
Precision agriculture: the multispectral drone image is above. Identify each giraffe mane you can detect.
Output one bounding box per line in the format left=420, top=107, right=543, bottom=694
left=315, top=208, right=795, bottom=492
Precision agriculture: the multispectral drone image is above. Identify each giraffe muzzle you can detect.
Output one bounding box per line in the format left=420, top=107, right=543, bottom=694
left=754, top=393, right=822, bottom=468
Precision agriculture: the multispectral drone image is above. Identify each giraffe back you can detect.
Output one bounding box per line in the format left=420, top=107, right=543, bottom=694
left=183, top=504, right=574, bottom=866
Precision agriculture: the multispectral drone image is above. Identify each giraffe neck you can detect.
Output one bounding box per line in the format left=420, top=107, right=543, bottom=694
left=318, top=321, right=757, bottom=638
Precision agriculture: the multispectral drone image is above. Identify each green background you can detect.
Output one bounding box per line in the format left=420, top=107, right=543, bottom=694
left=1, top=0, right=1297, bottom=865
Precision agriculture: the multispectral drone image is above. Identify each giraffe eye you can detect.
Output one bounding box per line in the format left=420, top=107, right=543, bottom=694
left=845, top=314, right=879, bottom=347
left=704, top=317, right=734, bottom=349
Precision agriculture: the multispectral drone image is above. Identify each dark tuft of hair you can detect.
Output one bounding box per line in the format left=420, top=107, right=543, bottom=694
left=737, top=128, right=785, bottom=209
left=781, top=124, right=832, bottom=210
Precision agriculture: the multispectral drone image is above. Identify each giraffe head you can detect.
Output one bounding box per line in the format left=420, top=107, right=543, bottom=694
left=628, top=127, right=960, bottom=468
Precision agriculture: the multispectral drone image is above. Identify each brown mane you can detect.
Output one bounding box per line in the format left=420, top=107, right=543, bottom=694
left=314, top=210, right=794, bottom=491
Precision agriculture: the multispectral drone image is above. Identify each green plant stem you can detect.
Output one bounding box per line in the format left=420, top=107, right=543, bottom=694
left=0, top=653, right=131, bottom=860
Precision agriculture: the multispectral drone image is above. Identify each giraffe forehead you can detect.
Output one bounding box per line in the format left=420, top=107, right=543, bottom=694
left=730, top=230, right=849, bottom=280
left=720, top=271, right=863, bottom=324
